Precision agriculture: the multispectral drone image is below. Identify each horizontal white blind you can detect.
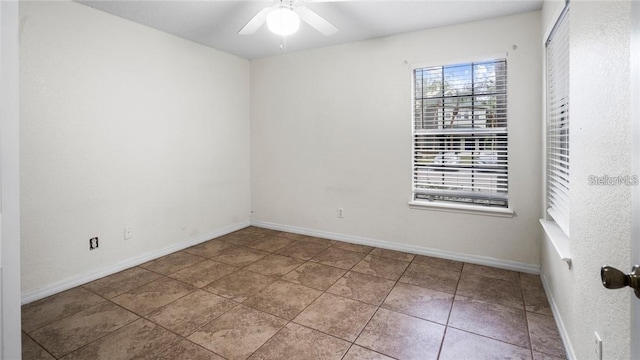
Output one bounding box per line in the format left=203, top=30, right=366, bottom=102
left=413, top=60, right=508, bottom=207
left=546, top=7, right=570, bottom=236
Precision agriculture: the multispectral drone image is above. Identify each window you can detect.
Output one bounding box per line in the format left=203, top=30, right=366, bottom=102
left=412, top=59, right=508, bottom=208
left=546, top=6, right=570, bottom=236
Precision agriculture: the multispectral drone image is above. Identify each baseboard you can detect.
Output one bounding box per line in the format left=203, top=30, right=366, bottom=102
left=24, top=219, right=540, bottom=304
left=540, top=272, right=577, bottom=360
left=21, top=220, right=250, bottom=305
left=251, top=220, right=540, bottom=274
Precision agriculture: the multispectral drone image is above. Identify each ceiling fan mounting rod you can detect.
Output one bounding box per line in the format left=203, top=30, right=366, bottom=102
left=277, top=0, right=295, bottom=10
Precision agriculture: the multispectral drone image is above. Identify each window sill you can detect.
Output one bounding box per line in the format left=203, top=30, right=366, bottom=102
left=540, top=219, right=572, bottom=269
left=408, top=200, right=515, bottom=218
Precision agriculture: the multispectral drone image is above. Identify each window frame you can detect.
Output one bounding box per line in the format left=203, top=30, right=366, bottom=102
left=409, top=58, right=513, bottom=217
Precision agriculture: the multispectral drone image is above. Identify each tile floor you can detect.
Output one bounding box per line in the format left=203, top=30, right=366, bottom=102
left=22, top=226, right=567, bottom=360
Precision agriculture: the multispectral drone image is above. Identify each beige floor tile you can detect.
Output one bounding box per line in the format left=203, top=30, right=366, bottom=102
left=246, top=227, right=281, bottom=237
left=294, top=293, right=377, bottom=341
left=457, top=272, right=524, bottom=309
left=381, top=282, right=453, bottom=324
left=183, top=240, right=238, bottom=259
left=275, top=231, right=306, bottom=241
left=310, top=247, right=366, bottom=269
left=352, top=255, right=410, bottom=281
left=523, top=286, right=553, bottom=316
left=111, top=277, right=196, bottom=315
left=203, top=270, right=276, bottom=302
left=244, top=254, right=305, bottom=277
left=520, top=273, right=552, bottom=315
left=342, top=345, right=394, bottom=360
left=528, top=312, right=566, bottom=358
left=30, top=302, right=138, bottom=358
left=82, top=267, right=160, bottom=299
left=247, top=236, right=295, bottom=252
left=369, top=248, right=415, bottom=262
left=398, top=262, right=460, bottom=294
left=533, top=351, right=568, bottom=360
left=22, top=333, right=55, bottom=360
left=326, top=271, right=395, bottom=306
left=140, top=251, right=206, bottom=275
left=19, top=232, right=570, bottom=360
left=244, top=280, right=322, bottom=320
left=228, top=227, right=257, bottom=236
left=355, top=308, right=445, bottom=360
left=211, top=246, right=270, bottom=267
left=22, top=287, right=105, bottom=333
left=146, top=290, right=237, bottom=337
left=281, top=262, right=346, bottom=290
left=299, top=236, right=335, bottom=247
left=219, top=232, right=267, bottom=246
left=439, top=327, right=532, bottom=360
left=156, top=340, right=226, bottom=360
left=276, top=241, right=328, bottom=260
left=412, top=255, right=464, bottom=272
left=62, top=318, right=181, bottom=360
left=449, top=295, right=529, bottom=348
left=331, top=242, right=374, bottom=254
left=520, top=273, right=545, bottom=288
left=249, top=323, right=350, bottom=360
left=169, top=260, right=238, bottom=288
left=188, top=305, right=287, bottom=360
left=463, top=263, right=520, bottom=283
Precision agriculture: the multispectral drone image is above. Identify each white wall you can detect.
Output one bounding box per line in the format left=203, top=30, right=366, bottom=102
left=20, top=1, right=251, bottom=299
left=251, top=11, right=542, bottom=269
left=540, top=1, right=633, bottom=359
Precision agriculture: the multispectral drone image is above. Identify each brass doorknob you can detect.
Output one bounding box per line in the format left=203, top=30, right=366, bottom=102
left=601, top=265, right=640, bottom=299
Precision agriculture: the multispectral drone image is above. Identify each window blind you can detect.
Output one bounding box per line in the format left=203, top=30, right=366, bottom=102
left=413, top=60, right=508, bottom=207
left=546, top=6, right=570, bottom=236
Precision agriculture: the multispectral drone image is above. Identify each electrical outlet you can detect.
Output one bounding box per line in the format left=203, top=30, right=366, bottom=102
left=338, top=208, right=344, bottom=218
left=89, top=237, right=99, bottom=250
left=594, top=331, right=602, bottom=360
left=124, top=227, right=133, bottom=240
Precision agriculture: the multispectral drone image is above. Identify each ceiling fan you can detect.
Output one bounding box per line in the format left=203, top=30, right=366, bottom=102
left=239, top=0, right=339, bottom=37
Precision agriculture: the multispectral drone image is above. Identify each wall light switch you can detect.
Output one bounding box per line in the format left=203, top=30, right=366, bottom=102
left=594, top=331, right=602, bottom=360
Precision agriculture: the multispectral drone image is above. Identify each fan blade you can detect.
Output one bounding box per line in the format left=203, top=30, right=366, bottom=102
left=296, top=6, right=338, bottom=36
left=239, top=7, right=271, bottom=35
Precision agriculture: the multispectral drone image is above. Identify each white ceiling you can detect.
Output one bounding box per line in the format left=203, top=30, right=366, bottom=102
left=76, top=0, right=543, bottom=60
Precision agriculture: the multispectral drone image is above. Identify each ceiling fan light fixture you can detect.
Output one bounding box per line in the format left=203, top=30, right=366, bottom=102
left=266, top=6, right=300, bottom=36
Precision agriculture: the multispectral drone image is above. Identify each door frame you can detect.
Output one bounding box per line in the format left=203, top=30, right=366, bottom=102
left=631, top=1, right=640, bottom=359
